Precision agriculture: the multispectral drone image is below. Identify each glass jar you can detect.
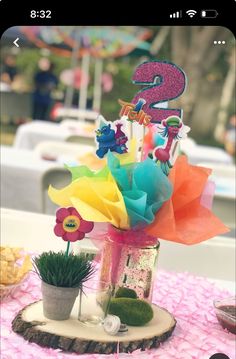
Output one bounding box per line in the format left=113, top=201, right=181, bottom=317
left=99, top=226, right=159, bottom=303
left=78, top=280, right=112, bottom=326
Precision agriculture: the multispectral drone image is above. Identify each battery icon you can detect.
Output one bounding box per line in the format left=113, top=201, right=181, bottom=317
left=201, top=9, right=218, bottom=18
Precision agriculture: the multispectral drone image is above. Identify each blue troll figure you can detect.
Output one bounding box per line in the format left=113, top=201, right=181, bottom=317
left=96, top=124, right=124, bottom=158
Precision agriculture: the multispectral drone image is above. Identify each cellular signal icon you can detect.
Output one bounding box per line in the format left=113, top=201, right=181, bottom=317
left=186, top=9, right=197, bottom=17
left=169, top=10, right=182, bottom=18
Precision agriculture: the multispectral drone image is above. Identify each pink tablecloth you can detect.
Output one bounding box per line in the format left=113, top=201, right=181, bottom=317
left=1, top=271, right=235, bottom=359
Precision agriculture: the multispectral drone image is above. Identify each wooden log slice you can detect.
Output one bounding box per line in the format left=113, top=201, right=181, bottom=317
left=12, top=300, right=176, bottom=354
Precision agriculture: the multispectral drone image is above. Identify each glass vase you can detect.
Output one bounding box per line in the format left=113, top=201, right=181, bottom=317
left=78, top=280, right=112, bottom=326
left=99, top=226, right=160, bottom=303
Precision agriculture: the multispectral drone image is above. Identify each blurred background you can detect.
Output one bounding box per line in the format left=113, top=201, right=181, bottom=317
left=0, top=26, right=235, bottom=235
left=1, top=26, right=235, bottom=147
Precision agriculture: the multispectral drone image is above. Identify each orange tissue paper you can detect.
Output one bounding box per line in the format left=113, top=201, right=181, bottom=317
left=145, top=155, right=229, bottom=244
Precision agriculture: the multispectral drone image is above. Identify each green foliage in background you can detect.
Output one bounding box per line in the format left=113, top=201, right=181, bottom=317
left=101, top=60, right=136, bottom=120
left=13, top=49, right=143, bottom=118
left=15, top=49, right=70, bottom=90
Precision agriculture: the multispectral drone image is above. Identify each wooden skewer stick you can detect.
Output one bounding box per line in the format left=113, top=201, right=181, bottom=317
left=171, top=141, right=179, bottom=165
left=140, top=126, right=146, bottom=162
left=130, top=121, right=133, bottom=141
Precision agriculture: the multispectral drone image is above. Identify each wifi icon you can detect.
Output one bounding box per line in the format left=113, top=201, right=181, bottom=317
left=186, top=9, right=197, bottom=17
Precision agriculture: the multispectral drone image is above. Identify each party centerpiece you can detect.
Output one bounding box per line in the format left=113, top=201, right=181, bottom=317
left=12, top=60, right=229, bottom=354
left=48, top=61, right=228, bottom=303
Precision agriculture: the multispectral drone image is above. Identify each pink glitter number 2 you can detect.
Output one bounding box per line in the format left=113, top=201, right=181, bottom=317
left=131, top=61, right=186, bottom=123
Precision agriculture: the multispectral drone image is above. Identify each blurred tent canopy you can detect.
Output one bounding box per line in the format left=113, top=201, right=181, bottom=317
left=14, top=26, right=153, bottom=59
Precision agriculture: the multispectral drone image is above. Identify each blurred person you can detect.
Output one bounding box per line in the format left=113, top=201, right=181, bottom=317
left=32, top=58, right=58, bottom=121
left=0, top=55, right=18, bottom=91
left=224, top=114, right=236, bottom=158
left=0, top=72, right=11, bottom=91
left=1, top=54, right=18, bottom=83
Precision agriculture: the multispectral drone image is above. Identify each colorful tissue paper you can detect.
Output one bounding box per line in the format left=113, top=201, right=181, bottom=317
left=145, top=155, right=229, bottom=244
left=107, top=152, right=173, bottom=228
left=48, top=166, right=129, bottom=229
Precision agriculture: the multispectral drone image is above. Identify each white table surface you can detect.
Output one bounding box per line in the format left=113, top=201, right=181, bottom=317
left=13, top=120, right=96, bottom=150
left=1, top=208, right=235, bottom=294
left=13, top=121, right=71, bottom=149
left=180, top=142, right=233, bottom=165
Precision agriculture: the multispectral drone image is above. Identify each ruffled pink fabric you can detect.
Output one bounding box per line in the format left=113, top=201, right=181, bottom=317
left=1, top=269, right=235, bottom=359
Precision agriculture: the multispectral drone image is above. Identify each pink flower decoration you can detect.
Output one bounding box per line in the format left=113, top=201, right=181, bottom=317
left=54, top=207, right=94, bottom=242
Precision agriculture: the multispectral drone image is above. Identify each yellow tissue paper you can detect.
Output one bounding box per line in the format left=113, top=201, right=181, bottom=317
left=48, top=172, right=130, bottom=229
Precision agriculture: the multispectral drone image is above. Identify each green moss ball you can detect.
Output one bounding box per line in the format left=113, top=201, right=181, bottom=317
left=108, top=298, right=153, bottom=326
left=115, top=287, right=138, bottom=299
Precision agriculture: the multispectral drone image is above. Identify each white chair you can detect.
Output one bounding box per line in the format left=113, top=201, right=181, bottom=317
left=60, top=118, right=97, bottom=146
left=65, top=134, right=95, bottom=146
left=41, top=167, right=72, bottom=214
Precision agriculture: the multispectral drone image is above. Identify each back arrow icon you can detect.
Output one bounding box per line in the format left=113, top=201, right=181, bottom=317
left=13, top=38, right=19, bottom=47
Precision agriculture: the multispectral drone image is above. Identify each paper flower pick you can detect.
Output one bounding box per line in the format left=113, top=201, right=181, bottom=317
left=152, top=116, right=190, bottom=175
left=95, top=118, right=128, bottom=159
left=54, top=207, right=94, bottom=255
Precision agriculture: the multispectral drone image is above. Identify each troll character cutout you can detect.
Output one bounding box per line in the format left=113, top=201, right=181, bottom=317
left=96, top=122, right=128, bottom=158
left=153, top=116, right=190, bottom=175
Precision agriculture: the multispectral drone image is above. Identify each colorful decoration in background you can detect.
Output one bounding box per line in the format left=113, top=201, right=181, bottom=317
left=19, top=26, right=152, bottom=59
left=131, top=61, right=186, bottom=123
left=95, top=120, right=128, bottom=159
left=54, top=207, right=94, bottom=242
left=152, top=116, right=190, bottom=175
left=101, top=73, right=113, bottom=93
left=60, top=69, right=113, bottom=92
left=119, top=99, right=151, bottom=126
left=60, top=67, right=90, bottom=89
